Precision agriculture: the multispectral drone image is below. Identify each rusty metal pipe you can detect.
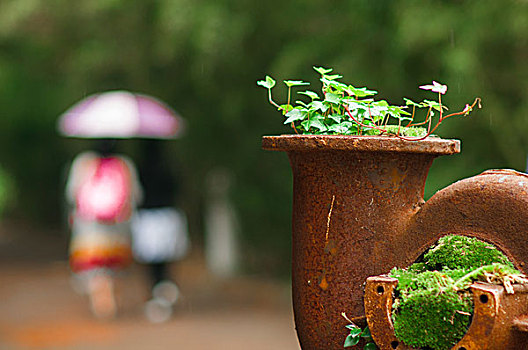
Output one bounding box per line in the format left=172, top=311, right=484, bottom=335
left=262, top=135, right=460, bottom=349
left=264, top=135, right=528, bottom=349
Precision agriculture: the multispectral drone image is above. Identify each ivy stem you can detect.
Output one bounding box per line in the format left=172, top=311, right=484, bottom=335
left=442, top=98, right=481, bottom=120
left=291, top=122, right=299, bottom=134
left=405, top=105, right=416, bottom=127
left=426, top=107, right=433, bottom=134
left=438, top=92, right=444, bottom=121
left=408, top=107, right=432, bottom=127
left=286, top=86, right=297, bottom=134
left=345, top=102, right=476, bottom=142
left=344, top=105, right=389, bottom=136
left=268, top=89, right=281, bottom=109
left=397, top=98, right=479, bottom=141
left=267, top=87, right=298, bottom=134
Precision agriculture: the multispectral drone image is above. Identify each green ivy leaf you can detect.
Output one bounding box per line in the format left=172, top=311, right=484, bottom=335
left=325, top=93, right=341, bottom=104
left=311, top=119, right=328, bottom=132
left=367, top=102, right=388, bottom=121
left=344, top=334, right=360, bottom=347
left=311, top=101, right=328, bottom=113
left=348, top=86, right=378, bottom=97
left=403, top=97, right=423, bottom=108
left=295, top=100, right=309, bottom=108
left=284, top=80, right=310, bottom=87
left=257, top=76, right=276, bottom=89
left=364, top=343, right=377, bottom=350
left=324, top=74, right=343, bottom=80
left=423, top=99, right=448, bottom=112
left=387, top=106, right=412, bottom=121
left=279, top=104, right=293, bottom=113
left=313, top=66, right=333, bottom=75
left=372, top=100, right=389, bottom=107
left=298, top=90, right=320, bottom=100
left=346, top=100, right=369, bottom=112
left=284, top=108, right=306, bottom=124
left=328, top=121, right=356, bottom=134
left=361, top=327, right=372, bottom=338
left=328, top=114, right=342, bottom=123
left=301, top=118, right=327, bottom=132
left=321, top=78, right=347, bottom=91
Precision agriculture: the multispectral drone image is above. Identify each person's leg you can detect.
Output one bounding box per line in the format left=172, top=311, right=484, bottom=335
left=149, top=262, right=179, bottom=304
left=87, top=272, right=116, bottom=319
left=149, top=262, right=168, bottom=289
left=145, top=262, right=180, bottom=323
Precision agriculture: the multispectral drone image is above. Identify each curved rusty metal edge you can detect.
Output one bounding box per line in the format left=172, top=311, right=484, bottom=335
left=365, top=277, right=528, bottom=350
left=479, top=168, right=528, bottom=179
left=397, top=169, right=528, bottom=274
left=262, top=135, right=460, bottom=155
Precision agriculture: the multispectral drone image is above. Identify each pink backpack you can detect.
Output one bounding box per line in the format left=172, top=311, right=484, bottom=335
left=76, top=157, right=132, bottom=223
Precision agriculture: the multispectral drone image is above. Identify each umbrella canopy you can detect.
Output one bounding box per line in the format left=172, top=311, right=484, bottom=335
left=58, top=91, right=185, bottom=139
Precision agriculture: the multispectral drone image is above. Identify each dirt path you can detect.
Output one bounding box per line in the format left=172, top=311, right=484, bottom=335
left=0, top=223, right=300, bottom=350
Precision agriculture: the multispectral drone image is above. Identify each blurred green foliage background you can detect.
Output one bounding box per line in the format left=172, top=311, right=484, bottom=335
left=0, top=0, right=526, bottom=275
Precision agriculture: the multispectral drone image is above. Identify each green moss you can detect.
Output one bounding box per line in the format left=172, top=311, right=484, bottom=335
left=366, top=125, right=427, bottom=137
left=390, top=269, right=460, bottom=295
left=389, top=268, right=474, bottom=349
left=392, top=288, right=472, bottom=350
left=423, top=235, right=514, bottom=270
left=388, top=235, right=520, bottom=350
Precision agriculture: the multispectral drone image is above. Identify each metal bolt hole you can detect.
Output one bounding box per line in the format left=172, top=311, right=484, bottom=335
left=480, top=294, right=489, bottom=304
left=377, top=286, right=385, bottom=295
left=391, top=340, right=399, bottom=349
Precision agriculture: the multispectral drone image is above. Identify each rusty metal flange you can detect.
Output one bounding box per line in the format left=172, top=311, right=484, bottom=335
left=364, top=276, right=528, bottom=350
left=262, top=135, right=460, bottom=154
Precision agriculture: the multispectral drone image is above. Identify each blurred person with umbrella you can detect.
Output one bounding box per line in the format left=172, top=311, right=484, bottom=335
left=132, top=139, right=189, bottom=323
left=58, top=91, right=185, bottom=319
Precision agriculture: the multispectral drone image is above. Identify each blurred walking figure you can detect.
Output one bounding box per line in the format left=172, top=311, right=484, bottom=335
left=205, top=168, right=239, bottom=278
left=58, top=90, right=186, bottom=319
left=66, top=139, right=142, bottom=318
left=132, top=139, right=189, bottom=323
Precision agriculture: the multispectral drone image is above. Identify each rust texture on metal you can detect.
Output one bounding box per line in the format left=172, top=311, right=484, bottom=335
left=364, top=277, right=528, bottom=349
left=363, top=277, right=407, bottom=350
left=512, top=315, right=528, bottom=332
left=262, top=134, right=528, bottom=350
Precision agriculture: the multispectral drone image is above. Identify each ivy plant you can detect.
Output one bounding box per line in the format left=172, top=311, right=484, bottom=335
left=258, top=67, right=481, bottom=140
left=343, top=324, right=377, bottom=350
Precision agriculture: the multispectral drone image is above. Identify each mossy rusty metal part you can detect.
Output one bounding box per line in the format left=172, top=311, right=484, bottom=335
left=365, top=277, right=528, bottom=350
left=262, top=135, right=528, bottom=350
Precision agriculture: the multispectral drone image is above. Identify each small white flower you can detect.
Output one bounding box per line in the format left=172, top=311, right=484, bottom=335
left=419, top=81, right=448, bottom=95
